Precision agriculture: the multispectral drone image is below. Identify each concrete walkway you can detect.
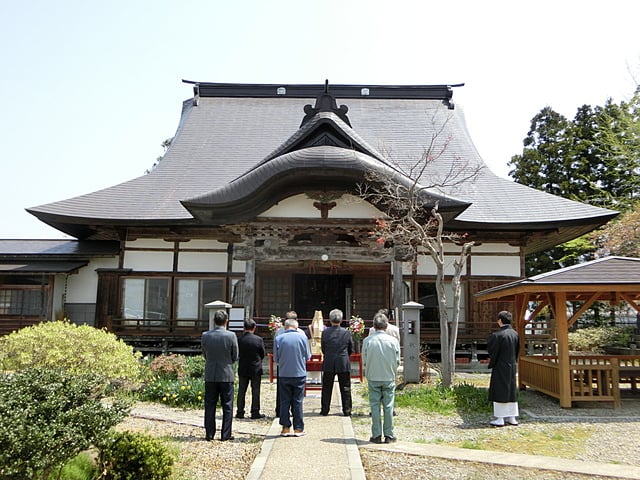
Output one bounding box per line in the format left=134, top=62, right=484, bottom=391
left=246, top=390, right=365, bottom=480
left=362, top=441, right=640, bottom=480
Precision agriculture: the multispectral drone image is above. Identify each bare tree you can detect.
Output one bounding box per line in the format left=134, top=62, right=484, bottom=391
left=359, top=111, right=480, bottom=388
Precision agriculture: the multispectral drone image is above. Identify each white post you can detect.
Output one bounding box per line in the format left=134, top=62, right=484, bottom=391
left=401, top=301, right=423, bottom=384
left=205, top=300, right=232, bottom=331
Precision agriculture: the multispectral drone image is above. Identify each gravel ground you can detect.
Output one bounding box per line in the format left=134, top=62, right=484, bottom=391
left=120, top=374, right=640, bottom=479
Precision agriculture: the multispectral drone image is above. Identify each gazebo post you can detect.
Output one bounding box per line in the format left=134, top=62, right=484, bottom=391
left=514, top=295, right=528, bottom=390
left=554, top=292, right=572, bottom=408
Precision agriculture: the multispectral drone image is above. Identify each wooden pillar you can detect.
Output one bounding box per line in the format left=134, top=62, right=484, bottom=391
left=392, top=260, right=404, bottom=312
left=513, top=295, right=527, bottom=356
left=514, top=294, right=527, bottom=390
left=244, top=257, right=255, bottom=321
left=554, top=292, right=572, bottom=408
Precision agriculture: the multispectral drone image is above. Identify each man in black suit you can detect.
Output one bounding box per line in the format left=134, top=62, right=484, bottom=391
left=236, top=318, right=266, bottom=419
left=320, top=308, right=353, bottom=416
left=201, top=309, right=238, bottom=441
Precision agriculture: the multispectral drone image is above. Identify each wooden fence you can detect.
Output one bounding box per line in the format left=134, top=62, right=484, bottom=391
left=519, top=355, right=640, bottom=408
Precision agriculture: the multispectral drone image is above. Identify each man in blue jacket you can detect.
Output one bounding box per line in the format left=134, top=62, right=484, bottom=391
left=274, top=317, right=311, bottom=437
left=201, top=309, right=239, bottom=441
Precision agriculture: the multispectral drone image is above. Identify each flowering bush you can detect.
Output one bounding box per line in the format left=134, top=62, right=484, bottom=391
left=141, top=376, right=204, bottom=408
left=148, top=354, right=187, bottom=379
left=268, top=315, right=282, bottom=335
left=349, top=315, right=365, bottom=340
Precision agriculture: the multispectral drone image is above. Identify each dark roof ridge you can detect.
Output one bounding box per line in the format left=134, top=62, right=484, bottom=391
left=183, top=80, right=463, bottom=103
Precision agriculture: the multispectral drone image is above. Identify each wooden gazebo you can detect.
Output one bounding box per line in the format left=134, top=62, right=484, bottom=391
left=476, top=256, right=640, bottom=408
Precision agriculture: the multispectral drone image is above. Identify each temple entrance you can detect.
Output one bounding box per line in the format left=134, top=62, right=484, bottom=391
left=293, top=274, right=352, bottom=320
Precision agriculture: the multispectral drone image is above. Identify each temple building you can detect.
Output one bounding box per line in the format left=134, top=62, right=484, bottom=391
left=0, top=81, right=618, bottom=353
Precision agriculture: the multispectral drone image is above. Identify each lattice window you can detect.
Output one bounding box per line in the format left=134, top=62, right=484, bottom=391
left=0, top=288, right=47, bottom=316
left=352, top=277, right=387, bottom=321
left=259, top=275, right=291, bottom=317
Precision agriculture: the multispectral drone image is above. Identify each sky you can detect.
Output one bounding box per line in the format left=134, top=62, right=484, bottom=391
left=1, top=0, right=639, bottom=239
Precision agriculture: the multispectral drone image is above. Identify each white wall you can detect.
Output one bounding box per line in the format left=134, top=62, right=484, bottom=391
left=178, top=251, right=228, bottom=272
left=124, top=239, right=174, bottom=271
left=471, top=255, right=521, bottom=276
left=258, top=193, right=382, bottom=219
left=124, top=250, right=174, bottom=271
left=65, top=257, right=119, bottom=303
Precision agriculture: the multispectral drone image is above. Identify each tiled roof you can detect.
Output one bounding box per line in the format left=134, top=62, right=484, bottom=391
left=0, top=240, right=119, bottom=257
left=0, top=240, right=118, bottom=273
left=528, top=256, right=640, bottom=284
left=27, top=83, right=617, bottom=247
left=475, top=256, right=640, bottom=301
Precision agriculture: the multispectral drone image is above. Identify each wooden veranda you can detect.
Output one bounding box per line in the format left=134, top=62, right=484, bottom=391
left=475, top=256, right=640, bottom=408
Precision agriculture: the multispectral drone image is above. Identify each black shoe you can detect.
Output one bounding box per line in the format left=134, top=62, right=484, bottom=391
left=320, top=411, right=329, bottom=416
left=251, top=413, right=266, bottom=419
left=369, top=436, right=383, bottom=444
left=235, top=414, right=245, bottom=419
left=384, top=436, right=397, bottom=443
left=220, top=436, right=235, bottom=441
left=205, top=436, right=214, bottom=442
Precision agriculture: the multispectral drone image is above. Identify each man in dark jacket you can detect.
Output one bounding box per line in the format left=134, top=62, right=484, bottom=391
left=487, top=310, right=520, bottom=427
left=236, top=318, right=266, bottom=419
left=320, top=308, right=354, bottom=416
left=201, top=309, right=239, bottom=441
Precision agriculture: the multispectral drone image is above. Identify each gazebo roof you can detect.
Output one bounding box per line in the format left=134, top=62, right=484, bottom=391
left=475, top=256, right=640, bottom=303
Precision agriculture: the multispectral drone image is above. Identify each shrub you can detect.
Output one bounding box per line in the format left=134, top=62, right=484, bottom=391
left=97, top=431, right=174, bottom=480
left=148, top=354, right=187, bottom=379
left=568, top=326, right=634, bottom=353
left=140, top=376, right=205, bottom=408
left=184, top=354, right=205, bottom=378
left=0, top=368, right=130, bottom=480
left=0, top=320, right=142, bottom=386
left=47, top=452, right=97, bottom=480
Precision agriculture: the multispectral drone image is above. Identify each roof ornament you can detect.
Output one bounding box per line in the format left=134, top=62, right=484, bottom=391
left=192, top=83, right=200, bottom=107
left=301, top=79, right=352, bottom=127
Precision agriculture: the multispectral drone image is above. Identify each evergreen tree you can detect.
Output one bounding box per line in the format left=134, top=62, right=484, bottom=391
left=508, top=91, right=640, bottom=275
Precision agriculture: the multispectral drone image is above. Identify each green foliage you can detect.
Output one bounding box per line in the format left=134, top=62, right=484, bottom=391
left=140, top=376, right=205, bottom=408
left=591, top=201, right=640, bottom=257
left=47, top=452, right=97, bottom=480
left=0, top=320, right=142, bottom=385
left=568, top=326, right=634, bottom=353
left=184, top=354, right=205, bottom=378
left=508, top=93, right=640, bottom=276
left=97, top=430, right=174, bottom=480
left=0, top=368, right=130, bottom=480
left=394, top=382, right=492, bottom=415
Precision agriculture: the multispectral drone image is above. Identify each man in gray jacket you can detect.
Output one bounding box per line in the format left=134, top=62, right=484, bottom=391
left=362, top=312, right=400, bottom=444
left=202, top=309, right=239, bottom=441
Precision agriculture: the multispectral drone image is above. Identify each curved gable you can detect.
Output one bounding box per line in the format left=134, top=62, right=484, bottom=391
left=258, top=193, right=383, bottom=219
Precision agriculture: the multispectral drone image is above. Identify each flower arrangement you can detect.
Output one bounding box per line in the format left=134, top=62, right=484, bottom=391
left=268, top=315, right=282, bottom=335
left=348, top=315, right=365, bottom=340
